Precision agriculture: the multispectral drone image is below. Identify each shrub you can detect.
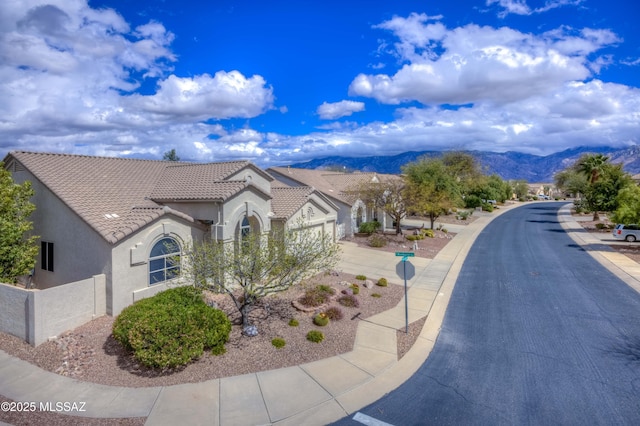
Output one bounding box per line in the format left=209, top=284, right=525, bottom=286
left=368, top=234, right=387, bottom=248
left=595, top=223, right=606, bottom=230
left=299, top=285, right=334, bottom=307
left=355, top=274, right=366, bottom=281
left=441, top=228, right=448, bottom=233
left=350, top=283, right=360, bottom=295
left=457, top=210, right=471, bottom=220
left=371, top=293, right=382, bottom=298
left=324, top=306, right=344, bottom=320
left=358, top=221, right=381, bottom=235
left=422, top=229, right=434, bottom=238
left=406, top=234, right=424, bottom=241
left=313, top=313, right=329, bottom=326
left=338, top=294, right=360, bottom=308
left=464, top=194, right=482, bottom=209
left=288, top=318, right=299, bottom=327
left=306, top=330, right=324, bottom=343
left=112, top=286, right=231, bottom=369
left=377, top=278, right=388, bottom=287
left=482, top=202, right=494, bottom=212
left=271, top=337, right=286, bottom=349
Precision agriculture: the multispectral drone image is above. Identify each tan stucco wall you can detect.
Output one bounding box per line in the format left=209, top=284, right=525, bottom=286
left=110, top=217, right=204, bottom=315
left=11, top=169, right=112, bottom=290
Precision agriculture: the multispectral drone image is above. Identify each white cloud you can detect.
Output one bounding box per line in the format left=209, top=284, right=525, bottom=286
left=349, top=17, right=618, bottom=106
left=0, top=0, right=275, bottom=159
left=317, top=100, right=365, bottom=120
left=131, top=71, right=274, bottom=121
left=486, top=0, right=583, bottom=18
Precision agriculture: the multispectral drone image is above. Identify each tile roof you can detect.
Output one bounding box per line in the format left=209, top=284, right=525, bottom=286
left=149, top=162, right=251, bottom=201
left=267, top=167, right=401, bottom=205
left=6, top=152, right=258, bottom=244
left=270, top=186, right=315, bottom=219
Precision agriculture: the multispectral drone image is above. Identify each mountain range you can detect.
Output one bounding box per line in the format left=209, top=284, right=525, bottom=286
left=289, top=145, right=640, bottom=182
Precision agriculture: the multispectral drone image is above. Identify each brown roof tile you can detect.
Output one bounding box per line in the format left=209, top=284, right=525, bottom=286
left=6, top=152, right=256, bottom=244
left=270, top=186, right=315, bottom=219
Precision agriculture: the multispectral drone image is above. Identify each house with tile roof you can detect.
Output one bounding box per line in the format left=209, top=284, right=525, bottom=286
left=267, top=166, right=401, bottom=238
left=3, top=152, right=338, bottom=316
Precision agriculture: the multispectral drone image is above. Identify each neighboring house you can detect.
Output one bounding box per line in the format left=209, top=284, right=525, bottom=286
left=3, top=152, right=338, bottom=315
left=267, top=166, right=400, bottom=238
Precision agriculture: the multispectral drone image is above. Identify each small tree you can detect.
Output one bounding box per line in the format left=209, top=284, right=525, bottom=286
left=185, top=221, right=340, bottom=330
left=162, top=149, right=180, bottom=161
left=612, top=185, right=640, bottom=225
left=403, top=157, right=462, bottom=229
left=351, top=177, right=406, bottom=235
left=0, top=163, right=39, bottom=283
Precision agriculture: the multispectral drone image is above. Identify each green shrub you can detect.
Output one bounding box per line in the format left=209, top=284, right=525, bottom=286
left=313, top=313, right=329, bottom=326
left=371, top=293, right=382, bottom=298
left=271, top=337, right=286, bottom=349
left=464, top=194, right=482, bottom=209
left=482, top=202, right=494, bottom=212
left=457, top=210, right=471, bottom=220
left=358, top=221, right=381, bottom=235
left=406, top=234, right=424, bottom=241
left=112, top=286, right=231, bottom=369
left=422, top=229, right=434, bottom=238
left=324, top=306, right=344, bottom=320
left=441, top=228, right=448, bottom=233
left=338, top=294, right=360, bottom=308
left=376, top=278, right=388, bottom=287
left=299, top=285, right=334, bottom=307
left=306, top=330, right=324, bottom=343
left=350, top=283, right=360, bottom=295
left=595, top=223, right=606, bottom=230
left=368, top=234, right=387, bottom=247
left=288, top=318, right=299, bottom=327
left=355, top=274, right=366, bottom=281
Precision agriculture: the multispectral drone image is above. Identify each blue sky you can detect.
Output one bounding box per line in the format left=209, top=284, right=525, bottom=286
left=1, top=0, right=639, bottom=166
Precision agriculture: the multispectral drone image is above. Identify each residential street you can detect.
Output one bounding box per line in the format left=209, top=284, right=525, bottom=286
left=333, top=202, right=640, bottom=425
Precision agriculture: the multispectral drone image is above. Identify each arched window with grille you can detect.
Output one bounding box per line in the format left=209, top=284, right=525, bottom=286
left=149, top=237, right=181, bottom=285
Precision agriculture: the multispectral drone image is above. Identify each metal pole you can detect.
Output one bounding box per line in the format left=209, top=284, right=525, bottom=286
left=403, top=258, right=408, bottom=334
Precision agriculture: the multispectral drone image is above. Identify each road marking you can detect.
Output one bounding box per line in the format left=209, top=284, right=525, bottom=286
left=352, top=411, right=395, bottom=426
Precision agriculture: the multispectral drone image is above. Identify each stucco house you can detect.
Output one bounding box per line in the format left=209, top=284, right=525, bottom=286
left=3, top=151, right=338, bottom=316
left=267, top=166, right=401, bottom=238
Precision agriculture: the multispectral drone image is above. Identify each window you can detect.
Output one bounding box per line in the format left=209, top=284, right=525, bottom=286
left=41, top=241, right=54, bottom=272
left=149, top=237, right=181, bottom=285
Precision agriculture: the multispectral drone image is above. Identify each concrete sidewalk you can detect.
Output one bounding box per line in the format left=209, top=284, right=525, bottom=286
left=8, top=202, right=635, bottom=425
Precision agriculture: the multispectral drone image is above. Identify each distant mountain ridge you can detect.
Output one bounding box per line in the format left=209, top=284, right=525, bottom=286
left=289, top=146, right=640, bottom=182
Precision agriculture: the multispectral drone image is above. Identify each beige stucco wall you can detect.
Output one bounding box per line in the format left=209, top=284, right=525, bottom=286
left=110, top=217, right=205, bottom=315
left=11, top=169, right=112, bottom=290
left=219, top=188, right=272, bottom=241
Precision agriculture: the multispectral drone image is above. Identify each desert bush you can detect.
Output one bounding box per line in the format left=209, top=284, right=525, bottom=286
left=368, top=234, right=387, bottom=248
left=422, top=229, right=434, bottom=238
left=306, top=330, right=324, bottom=343
left=376, top=278, right=388, bottom=287
left=338, top=294, right=360, bottom=308
left=595, top=223, right=606, bottom=230
left=271, top=337, right=286, bottom=349
left=313, top=313, right=329, bottom=326
left=457, top=210, right=471, bottom=220
left=298, top=285, right=335, bottom=307
left=482, top=202, right=494, bottom=212
left=112, top=286, right=231, bottom=369
left=355, top=274, right=366, bottom=281
left=324, top=306, right=344, bottom=320
left=464, top=194, right=482, bottom=209
left=441, top=228, right=448, bottom=233
left=288, top=318, right=299, bottom=327
left=406, top=234, right=424, bottom=241
left=371, top=293, right=382, bottom=298
left=350, top=283, right=360, bottom=295
left=358, top=221, right=381, bottom=235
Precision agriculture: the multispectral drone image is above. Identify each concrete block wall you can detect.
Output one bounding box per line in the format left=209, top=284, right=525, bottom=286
left=0, top=274, right=106, bottom=346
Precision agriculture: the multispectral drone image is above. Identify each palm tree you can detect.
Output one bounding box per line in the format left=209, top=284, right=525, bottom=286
left=576, top=153, right=609, bottom=220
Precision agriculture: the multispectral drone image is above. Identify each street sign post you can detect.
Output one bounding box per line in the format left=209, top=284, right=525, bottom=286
left=395, top=252, right=415, bottom=333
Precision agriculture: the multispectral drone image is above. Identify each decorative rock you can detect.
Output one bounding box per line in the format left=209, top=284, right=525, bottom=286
left=338, top=280, right=351, bottom=286
left=363, top=280, right=374, bottom=289
left=242, top=325, right=258, bottom=337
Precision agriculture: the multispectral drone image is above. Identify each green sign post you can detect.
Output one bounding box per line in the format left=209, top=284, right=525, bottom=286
left=395, top=252, right=415, bottom=333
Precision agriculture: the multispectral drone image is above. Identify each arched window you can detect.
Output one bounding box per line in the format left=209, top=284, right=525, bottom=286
left=149, top=237, right=181, bottom=285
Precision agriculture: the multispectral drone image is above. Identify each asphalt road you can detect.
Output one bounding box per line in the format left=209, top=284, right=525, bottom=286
left=333, top=202, right=640, bottom=426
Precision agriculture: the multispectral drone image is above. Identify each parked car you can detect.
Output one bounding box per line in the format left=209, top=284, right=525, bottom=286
left=612, top=224, right=640, bottom=242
